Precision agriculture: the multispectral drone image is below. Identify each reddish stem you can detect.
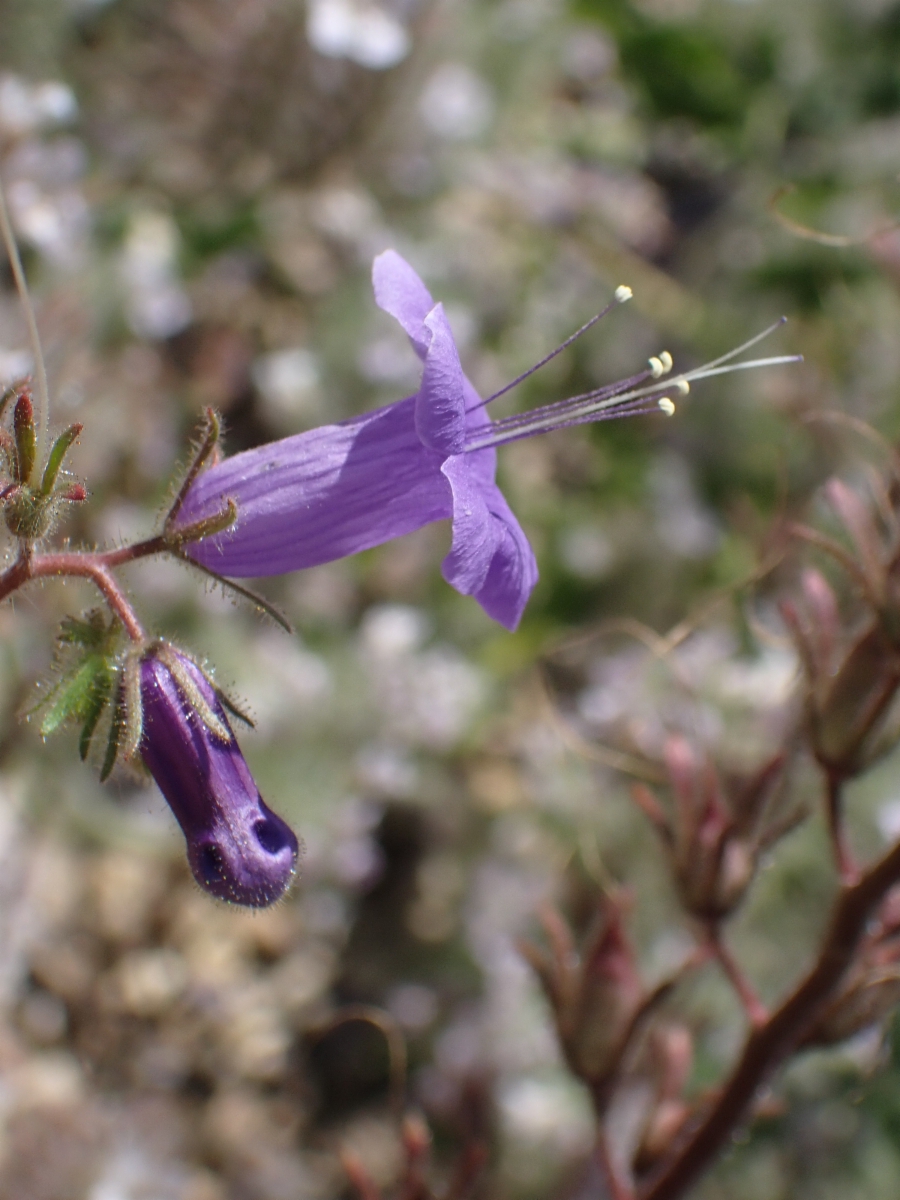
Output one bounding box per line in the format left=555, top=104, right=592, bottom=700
left=0, top=549, right=145, bottom=641
left=825, top=768, right=859, bottom=886
left=597, top=1133, right=636, bottom=1200
left=639, top=830, right=900, bottom=1200
left=705, top=925, right=768, bottom=1028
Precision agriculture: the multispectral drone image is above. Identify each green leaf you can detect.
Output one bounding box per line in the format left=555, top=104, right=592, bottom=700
left=100, top=686, right=124, bottom=782
left=39, top=654, right=115, bottom=739
left=58, top=610, right=120, bottom=650
left=79, top=670, right=114, bottom=761
left=41, top=423, right=83, bottom=496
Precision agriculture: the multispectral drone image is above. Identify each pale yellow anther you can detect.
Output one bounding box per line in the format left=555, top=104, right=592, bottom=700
left=659, top=350, right=673, bottom=372
left=658, top=397, right=676, bottom=416
left=676, top=379, right=690, bottom=396
left=614, top=285, right=633, bottom=303
left=649, top=355, right=666, bottom=379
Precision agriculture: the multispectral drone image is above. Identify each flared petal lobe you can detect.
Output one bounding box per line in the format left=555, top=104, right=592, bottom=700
left=140, top=650, right=299, bottom=906
left=372, top=248, right=435, bottom=357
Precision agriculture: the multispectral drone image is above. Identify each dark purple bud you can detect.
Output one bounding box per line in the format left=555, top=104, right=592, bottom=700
left=140, top=649, right=299, bottom=906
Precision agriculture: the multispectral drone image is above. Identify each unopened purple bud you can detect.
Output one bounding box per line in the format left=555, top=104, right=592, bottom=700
left=140, top=649, right=299, bottom=906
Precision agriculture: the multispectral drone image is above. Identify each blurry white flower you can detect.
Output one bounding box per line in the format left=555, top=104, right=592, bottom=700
left=361, top=604, right=432, bottom=657
left=419, top=64, right=494, bottom=140
left=252, top=347, right=321, bottom=426
left=0, top=75, right=77, bottom=136
left=7, top=177, right=89, bottom=269
left=0, top=349, right=32, bottom=388
left=121, top=212, right=192, bottom=340
left=307, top=0, right=410, bottom=69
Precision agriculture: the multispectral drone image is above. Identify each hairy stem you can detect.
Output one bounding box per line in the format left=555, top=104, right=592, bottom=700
left=0, top=549, right=145, bottom=641
left=640, top=832, right=900, bottom=1200
left=0, top=171, right=50, bottom=475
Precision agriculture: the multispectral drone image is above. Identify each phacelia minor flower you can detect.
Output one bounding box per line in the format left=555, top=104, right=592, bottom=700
left=140, top=645, right=299, bottom=906
left=176, top=252, right=797, bottom=630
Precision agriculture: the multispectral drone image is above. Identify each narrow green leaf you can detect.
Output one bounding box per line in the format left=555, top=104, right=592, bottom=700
left=41, top=423, right=83, bottom=496
left=100, top=685, right=124, bottom=782
left=78, top=669, right=113, bottom=761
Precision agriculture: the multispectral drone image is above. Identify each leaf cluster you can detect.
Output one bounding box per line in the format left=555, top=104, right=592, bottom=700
left=30, top=609, right=125, bottom=771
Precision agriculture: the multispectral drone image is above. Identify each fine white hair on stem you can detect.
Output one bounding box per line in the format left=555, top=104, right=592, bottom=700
left=0, top=170, right=50, bottom=471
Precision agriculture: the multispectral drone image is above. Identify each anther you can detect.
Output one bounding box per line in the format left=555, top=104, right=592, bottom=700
left=675, top=379, right=690, bottom=396
left=649, top=356, right=669, bottom=379
left=614, top=285, right=633, bottom=303
left=660, top=351, right=673, bottom=372
left=658, top=397, right=676, bottom=416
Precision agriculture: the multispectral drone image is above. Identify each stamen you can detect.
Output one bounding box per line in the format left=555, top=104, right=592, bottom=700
left=463, top=317, right=802, bottom=454
left=475, top=285, right=633, bottom=412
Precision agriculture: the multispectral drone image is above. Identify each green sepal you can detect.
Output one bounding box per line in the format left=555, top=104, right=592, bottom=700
left=13, top=394, right=36, bottom=485
left=0, top=379, right=25, bottom=424
left=100, top=685, right=125, bottom=782
left=41, top=424, right=83, bottom=496
left=216, top=686, right=255, bottom=729
left=79, top=669, right=114, bottom=760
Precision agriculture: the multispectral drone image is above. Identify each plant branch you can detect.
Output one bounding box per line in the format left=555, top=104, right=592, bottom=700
left=597, top=1133, right=636, bottom=1200
left=824, top=769, right=858, bottom=885
left=639, top=834, right=900, bottom=1200
left=0, top=549, right=145, bottom=641
left=704, top=924, right=768, bottom=1028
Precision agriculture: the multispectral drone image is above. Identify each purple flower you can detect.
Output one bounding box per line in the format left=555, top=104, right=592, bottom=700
left=140, top=647, right=299, bottom=906
left=176, top=252, right=796, bottom=630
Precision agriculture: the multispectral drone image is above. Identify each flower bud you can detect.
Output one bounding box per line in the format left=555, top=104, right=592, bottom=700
left=523, top=898, right=644, bottom=1087
left=140, top=647, right=299, bottom=906
left=633, top=738, right=794, bottom=921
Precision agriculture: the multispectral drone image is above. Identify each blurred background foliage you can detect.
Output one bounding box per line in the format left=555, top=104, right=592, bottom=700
left=2, top=0, right=900, bottom=1197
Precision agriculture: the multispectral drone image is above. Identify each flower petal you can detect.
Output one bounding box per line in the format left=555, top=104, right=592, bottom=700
left=440, top=453, right=538, bottom=630
left=179, top=399, right=452, bottom=577
left=372, top=249, right=434, bottom=358
left=416, top=304, right=466, bottom=454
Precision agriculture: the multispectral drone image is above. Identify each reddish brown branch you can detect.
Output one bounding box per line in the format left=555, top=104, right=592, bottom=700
left=824, top=768, right=859, bottom=886
left=0, top=549, right=146, bottom=640
left=639, top=833, right=900, bottom=1200
left=705, top=925, right=767, bottom=1028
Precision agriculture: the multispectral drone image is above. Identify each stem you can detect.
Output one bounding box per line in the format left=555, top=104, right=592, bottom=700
left=825, top=769, right=858, bottom=886
left=639, top=834, right=900, bottom=1200
left=597, top=1133, right=636, bottom=1200
left=0, top=549, right=146, bottom=641
left=705, top=924, right=768, bottom=1028
left=0, top=170, right=50, bottom=477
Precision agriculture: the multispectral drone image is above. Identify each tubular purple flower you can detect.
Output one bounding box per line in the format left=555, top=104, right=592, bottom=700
left=175, top=252, right=798, bottom=630
left=140, top=647, right=299, bottom=906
